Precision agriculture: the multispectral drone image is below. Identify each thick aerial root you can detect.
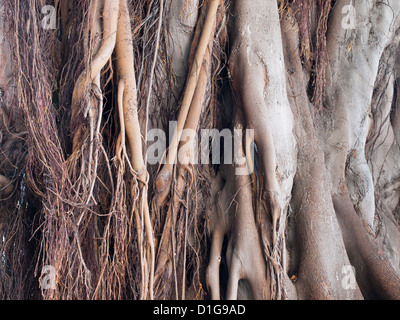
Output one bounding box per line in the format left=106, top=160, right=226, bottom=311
left=228, top=0, right=296, bottom=262
left=225, top=0, right=297, bottom=300
left=68, top=0, right=109, bottom=197
left=317, top=0, right=400, bottom=229
left=70, top=0, right=157, bottom=300
left=206, top=227, right=225, bottom=299
left=138, top=182, right=155, bottom=300
left=366, top=46, right=400, bottom=272
left=281, top=13, right=362, bottom=300
left=333, top=189, right=400, bottom=299
left=115, top=0, right=155, bottom=299
left=153, top=0, right=221, bottom=299
left=154, top=0, right=221, bottom=205
left=206, top=162, right=270, bottom=300
left=206, top=111, right=270, bottom=299
left=115, top=0, right=145, bottom=175
left=154, top=165, right=195, bottom=299
left=230, top=48, right=283, bottom=249
left=71, top=0, right=119, bottom=112
left=205, top=171, right=226, bottom=300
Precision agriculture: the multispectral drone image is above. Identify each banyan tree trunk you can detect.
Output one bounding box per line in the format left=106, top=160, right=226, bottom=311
left=1, top=0, right=400, bottom=300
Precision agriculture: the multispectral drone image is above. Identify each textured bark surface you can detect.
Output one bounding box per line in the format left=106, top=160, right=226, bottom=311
left=1, top=0, right=400, bottom=300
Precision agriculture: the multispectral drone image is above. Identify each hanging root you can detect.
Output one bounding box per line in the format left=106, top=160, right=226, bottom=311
left=71, top=0, right=120, bottom=113
left=153, top=0, right=225, bottom=299
left=154, top=164, right=196, bottom=299
left=206, top=153, right=270, bottom=300
left=68, top=0, right=115, bottom=189
left=115, top=0, right=155, bottom=299
left=154, top=0, right=222, bottom=206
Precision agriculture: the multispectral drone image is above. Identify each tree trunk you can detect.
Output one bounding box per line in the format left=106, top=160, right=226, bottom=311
left=1, top=0, right=400, bottom=300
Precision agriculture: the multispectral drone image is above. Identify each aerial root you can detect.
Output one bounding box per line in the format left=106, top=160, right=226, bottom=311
left=154, top=0, right=222, bottom=206
left=115, top=0, right=155, bottom=299
left=152, top=0, right=222, bottom=299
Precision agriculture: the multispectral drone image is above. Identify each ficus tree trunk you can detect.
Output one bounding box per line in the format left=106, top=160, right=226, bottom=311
left=1, top=0, right=400, bottom=300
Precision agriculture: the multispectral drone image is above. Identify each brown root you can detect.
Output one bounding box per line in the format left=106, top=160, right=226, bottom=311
left=154, top=0, right=221, bottom=206
left=115, top=0, right=155, bottom=299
